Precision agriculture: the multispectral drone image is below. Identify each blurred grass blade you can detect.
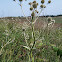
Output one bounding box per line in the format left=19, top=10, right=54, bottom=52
left=23, top=46, right=30, bottom=50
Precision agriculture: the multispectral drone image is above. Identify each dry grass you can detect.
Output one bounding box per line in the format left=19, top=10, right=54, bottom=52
left=0, top=16, right=62, bottom=29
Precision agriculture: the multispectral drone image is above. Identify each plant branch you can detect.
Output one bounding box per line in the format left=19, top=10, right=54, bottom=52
left=14, top=0, right=31, bottom=24
left=33, top=9, right=43, bottom=24
left=0, top=38, right=15, bottom=55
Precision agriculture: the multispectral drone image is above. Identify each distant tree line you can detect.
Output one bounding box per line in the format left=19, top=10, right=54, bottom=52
left=42, top=14, right=62, bottom=17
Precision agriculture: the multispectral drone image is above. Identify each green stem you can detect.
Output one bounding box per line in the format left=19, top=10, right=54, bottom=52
left=24, top=31, right=29, bottom=47
left=29, top=16, right=35, bottom=62
left=28, top=52, right=31, bottom=62
left=31, top=16, right=36, bottom=49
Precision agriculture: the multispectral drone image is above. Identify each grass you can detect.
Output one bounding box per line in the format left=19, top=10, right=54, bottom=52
left=53, top=16, right=62, bottom=23
left=0, top=16, right=62, bottom=62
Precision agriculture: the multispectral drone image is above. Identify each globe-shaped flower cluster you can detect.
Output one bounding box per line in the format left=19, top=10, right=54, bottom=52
left=29, top=1, right=39, bottom=17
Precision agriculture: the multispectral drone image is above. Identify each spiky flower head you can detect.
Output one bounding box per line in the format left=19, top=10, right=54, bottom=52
left=44, top=5, right=46, bottom=8
left=48, top=0, right=51, bottom=3
left=19, top=0, right=23, bottom=2
left=41, top=0, right=45, bottom=4
left=33, top=3, right=37, bottom=8
left=31, top=12, right=35, bottom=17
left=37, top=3, right=38, bottom=6
left=29, top=2, right=32, bottom=5
left=35, top=10, right=39, bottom=13
left=40, top=4, right=44, bottom=8
left=47, top=17, right=52, bottom=23
left=30, top=7, right=33, bottom=11
left=33, top=1, right=36, bottom=3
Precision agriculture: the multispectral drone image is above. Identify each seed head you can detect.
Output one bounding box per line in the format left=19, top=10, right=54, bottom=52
left=30, top=7, right=33, bottom=11
left=35, top=10, right=39, bottom=13
left=31, top=12, right=35, bottom=17
left=33, top=3, right=37, bottom=8
left=40, top=5, right=44, bottom=8
left=48, top=0, right=51, bottom=3
left=29, top=2, right=32, bottom=5
left=44, top=5, right=46, bottom=8
left=47, top=17, right=52, bottom=23
left=33, top=1, right=36, bottom=3
left=37, top=3, right=38, bottom=6
left=41, top=0, right=45, bottom=4
left=19, top=0, right=23, bottom=2
left=22, top=29, right=25, bottom=31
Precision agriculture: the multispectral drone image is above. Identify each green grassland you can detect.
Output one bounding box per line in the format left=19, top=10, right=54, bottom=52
left=53, top=16, right=62, bottom=23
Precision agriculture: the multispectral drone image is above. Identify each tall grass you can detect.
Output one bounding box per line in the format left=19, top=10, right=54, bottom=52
left=0, top=17, right=62, bottom=62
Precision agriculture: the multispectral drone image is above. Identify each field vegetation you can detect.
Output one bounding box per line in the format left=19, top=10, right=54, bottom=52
left=0, top=0, right=62, bottom=62
left=0, top=16, right=62, bottom=62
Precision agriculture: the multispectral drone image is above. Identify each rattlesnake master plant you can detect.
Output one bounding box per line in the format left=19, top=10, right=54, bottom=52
left=47, top=17, right=55, bottom=28
left=48, top=0, right=51, bottom=3
left=41, top=0, right=45, bottom=4
left=12, top=0, right=52, bottom=62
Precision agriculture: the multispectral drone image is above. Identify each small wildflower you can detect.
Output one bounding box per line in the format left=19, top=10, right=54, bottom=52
left=44, top=5, right=46, bottom=8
